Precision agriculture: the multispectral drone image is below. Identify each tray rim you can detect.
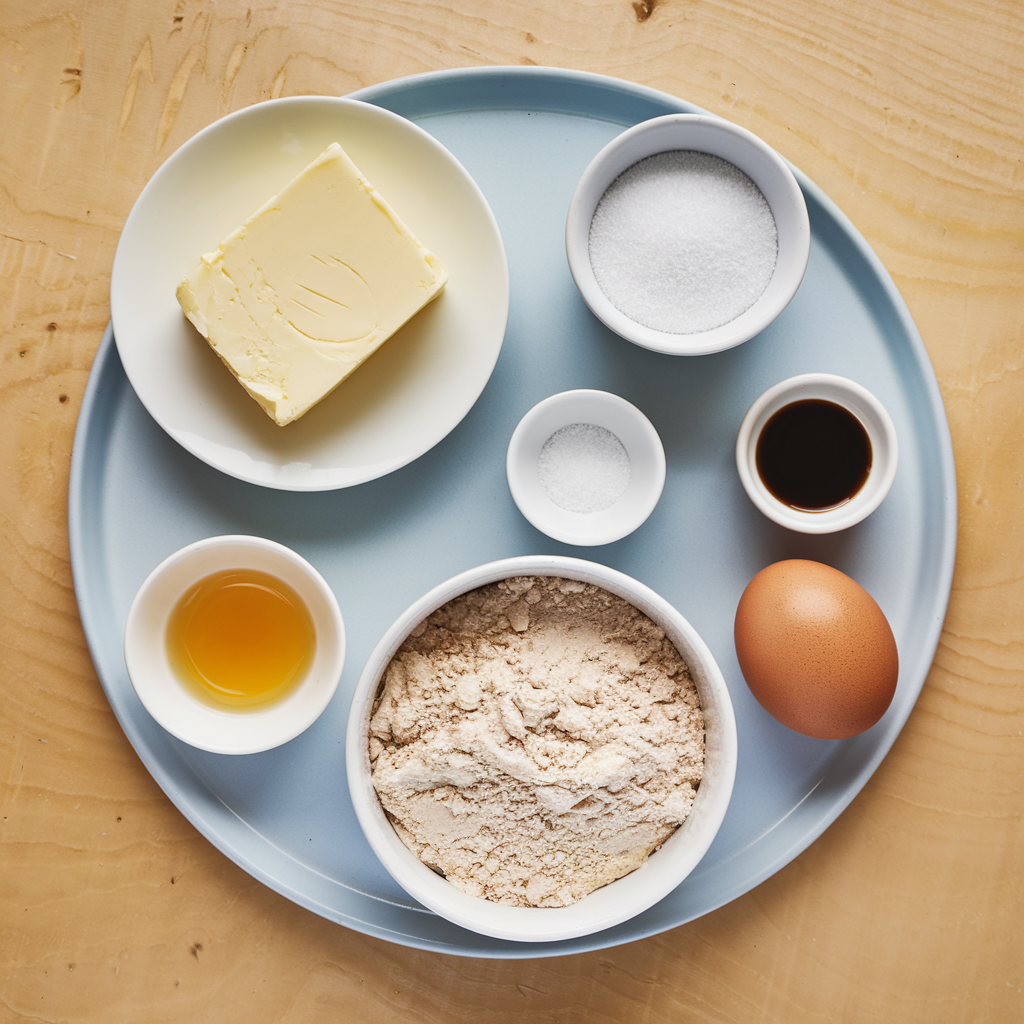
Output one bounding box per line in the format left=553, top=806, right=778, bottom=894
left=69, top=65, right=957, bottom=959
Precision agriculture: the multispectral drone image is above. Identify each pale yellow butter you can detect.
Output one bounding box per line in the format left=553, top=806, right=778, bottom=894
left=176, top=142, right=448, bottom=426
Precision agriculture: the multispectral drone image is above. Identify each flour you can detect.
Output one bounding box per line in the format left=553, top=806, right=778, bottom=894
left=369, top=576, right=705, bottom=908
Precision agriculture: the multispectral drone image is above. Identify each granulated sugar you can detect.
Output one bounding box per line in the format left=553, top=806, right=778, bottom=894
left=589, top=150, right=778, bottom=334
left=537, top=423, right=631, bottom=513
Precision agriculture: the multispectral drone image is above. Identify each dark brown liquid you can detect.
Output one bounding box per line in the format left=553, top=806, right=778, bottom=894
left=755, top=399, right=872, bottom=511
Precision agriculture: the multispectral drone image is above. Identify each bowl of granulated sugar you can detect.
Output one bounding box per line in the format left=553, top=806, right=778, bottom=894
left=566, top=113, right=810, bottom=356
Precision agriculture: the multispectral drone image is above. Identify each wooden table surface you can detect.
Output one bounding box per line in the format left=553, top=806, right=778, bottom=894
left=2, top=1, right=1021, bottom=1020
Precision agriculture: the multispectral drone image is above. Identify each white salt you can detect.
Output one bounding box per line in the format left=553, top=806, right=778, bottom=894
left=588, top=150, right=778, bottom=335
left=538, top=423, right=631, bottom=514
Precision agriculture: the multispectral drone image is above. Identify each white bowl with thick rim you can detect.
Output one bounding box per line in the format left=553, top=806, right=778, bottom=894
left=736, top=373, right=899, bottom=534
left=566, top=113, right=810, bottom=356
left=346, top=554, right=737, bottom=943
left=506, top=390, right=666, bottom=546
left=124, top=535, right=345, bottom=754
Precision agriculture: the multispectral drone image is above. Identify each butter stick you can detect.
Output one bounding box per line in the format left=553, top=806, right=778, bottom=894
left=176, top=143, right=448, bottom=426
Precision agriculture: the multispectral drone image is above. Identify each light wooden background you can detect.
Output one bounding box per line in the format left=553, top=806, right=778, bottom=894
left=1, top=1, right=1021, bottom=1021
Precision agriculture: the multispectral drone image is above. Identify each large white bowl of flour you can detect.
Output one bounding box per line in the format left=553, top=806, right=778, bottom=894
left=566, top=113, right=810, bottom=356
left=346, top=555, right=737, bottom=943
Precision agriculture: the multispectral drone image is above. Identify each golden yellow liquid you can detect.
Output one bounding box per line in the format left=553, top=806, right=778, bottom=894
left=167, top=569, right=315, bottom=707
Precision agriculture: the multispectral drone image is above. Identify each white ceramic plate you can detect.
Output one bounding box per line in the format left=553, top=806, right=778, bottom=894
left=110, top=96, right=509, bottom=491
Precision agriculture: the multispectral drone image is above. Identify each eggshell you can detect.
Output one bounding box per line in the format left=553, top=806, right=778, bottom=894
left=734, top=559, right=898, bottom=739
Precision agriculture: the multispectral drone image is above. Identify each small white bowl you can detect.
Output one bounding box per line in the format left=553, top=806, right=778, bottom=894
left=345, top=554, right=737, bottom=943
left=566, top=113, right=810, bottom=355
left=124, top=535, right=345, bottom=754
left=736, top=373, right=899, bottom=534
left=506, top=390, right=666, bottom=546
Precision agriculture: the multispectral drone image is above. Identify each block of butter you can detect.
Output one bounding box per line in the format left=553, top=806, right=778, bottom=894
left=176, top=142, right=448, bottom=426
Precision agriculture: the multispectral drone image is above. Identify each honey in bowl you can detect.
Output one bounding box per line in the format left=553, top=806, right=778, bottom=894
left=167, top=569, right=315, bottom=707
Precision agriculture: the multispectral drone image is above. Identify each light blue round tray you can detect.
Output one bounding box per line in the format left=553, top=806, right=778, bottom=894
left=69, top=67, right=956, bottom=957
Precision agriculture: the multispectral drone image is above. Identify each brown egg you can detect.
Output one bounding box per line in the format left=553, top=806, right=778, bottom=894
left=734, top=559, right=898, bottom=739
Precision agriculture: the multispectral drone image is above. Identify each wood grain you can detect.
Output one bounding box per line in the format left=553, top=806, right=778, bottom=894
left=1, top=1, right=1022, bottom=1021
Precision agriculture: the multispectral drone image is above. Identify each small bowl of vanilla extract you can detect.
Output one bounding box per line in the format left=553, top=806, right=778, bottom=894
left=124, top=535, right=345, bottom=754
left=735, top=373, right=898, bottom=534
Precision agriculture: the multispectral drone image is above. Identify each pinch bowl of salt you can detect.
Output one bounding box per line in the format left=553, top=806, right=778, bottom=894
left=566, top=113, right=810, bottom=356
left=505, top=389, right=666, bottom=546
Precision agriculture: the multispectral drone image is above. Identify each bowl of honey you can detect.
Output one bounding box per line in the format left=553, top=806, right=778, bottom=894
left=735, top=373, right=899, bottom=534
left=124, top=535, right=345, bottom=753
